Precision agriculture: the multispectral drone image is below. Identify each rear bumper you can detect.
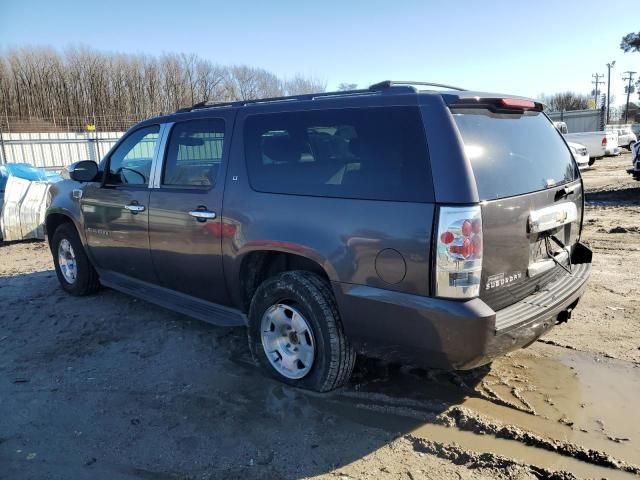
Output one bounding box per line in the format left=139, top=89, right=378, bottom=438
left=605, top=146, right=620, bottom=156
left=333, top=243, right=592, bottom=370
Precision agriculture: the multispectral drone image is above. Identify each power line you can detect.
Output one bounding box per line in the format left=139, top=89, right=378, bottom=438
left=592, top=73, right=604, bottom=108
left=622, top=71, right=637, bottom=123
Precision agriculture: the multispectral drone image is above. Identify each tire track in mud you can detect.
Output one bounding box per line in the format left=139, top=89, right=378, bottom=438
left=439, top=406, right=640, bottom=475
left=585, top=185, right=640, bottom=206
left=535, top=339, right=640, bottom=368
left=406, top=436, right=577, bottom=480
left=477, top=380, right=537, bottom=415
left=332, top=388, right=640, bottom=477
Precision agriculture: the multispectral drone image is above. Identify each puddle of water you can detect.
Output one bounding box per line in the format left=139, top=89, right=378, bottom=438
left=471, top=346, right=640, bottom=465
left=411, top=421, right=636, bottom=480
left=310, top=385, right=636, bottom=480
left=324, top=345, right=640, bottom=478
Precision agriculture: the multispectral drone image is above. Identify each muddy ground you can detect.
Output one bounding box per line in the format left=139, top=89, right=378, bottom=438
left=1, top=152, right=639, bottom=480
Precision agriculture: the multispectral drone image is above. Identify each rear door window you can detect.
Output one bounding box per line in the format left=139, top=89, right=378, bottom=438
left=163, top=119, right=225, bottom=187
left=452, top=109, right=578, bottom=200
left=244, top=107, right=433, bottom=202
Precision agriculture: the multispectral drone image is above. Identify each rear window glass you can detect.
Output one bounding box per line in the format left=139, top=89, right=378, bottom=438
left=452, top=109, right=578, bottom=200
left=244, top=107, right=433, bottom=202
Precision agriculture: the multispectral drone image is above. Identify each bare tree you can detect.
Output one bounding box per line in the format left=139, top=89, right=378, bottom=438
left=337, top=83, right=358, bottom=91
left=284, top=75, right=327, bottom=95
left=0, top=45, right=328, bottom=129
left=538, top=92, right=590, bottom=112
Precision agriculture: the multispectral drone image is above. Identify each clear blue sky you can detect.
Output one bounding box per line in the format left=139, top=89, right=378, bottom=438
left=2, top=0, right=639, bottom=106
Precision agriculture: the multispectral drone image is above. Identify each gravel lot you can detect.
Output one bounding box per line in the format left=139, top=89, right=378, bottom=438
left=1, top=152, right=639, bottom=479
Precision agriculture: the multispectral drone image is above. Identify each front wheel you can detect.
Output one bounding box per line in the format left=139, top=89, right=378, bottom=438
left=248, top=271, right=356, bottom=392
left=51, top=223, right=100, bottom=296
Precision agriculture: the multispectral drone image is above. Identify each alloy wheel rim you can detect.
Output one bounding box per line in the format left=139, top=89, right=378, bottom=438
left=260, top=303, right=315, bottom=379
left=58, top=238, right=77, bottom=284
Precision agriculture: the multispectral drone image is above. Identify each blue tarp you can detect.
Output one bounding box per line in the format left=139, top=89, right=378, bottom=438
left=0, top=163, right=62, bottom=187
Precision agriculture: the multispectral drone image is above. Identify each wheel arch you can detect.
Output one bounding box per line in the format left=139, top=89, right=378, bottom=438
left=45, top=209, right=86, bottom=253
left=235, top=247, right=336, bottom=313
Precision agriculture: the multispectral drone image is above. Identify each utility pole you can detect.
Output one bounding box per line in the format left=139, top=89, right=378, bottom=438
left=606, top=61, right=615, bottom=124
left=592, top=73, right=604, bottom=109
left=623, top=71, right=637, bottom=123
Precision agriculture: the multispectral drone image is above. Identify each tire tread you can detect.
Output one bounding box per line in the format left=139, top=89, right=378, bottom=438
left=52, top=223, right=100, bottom=296
left=248, top=270, right=356, bottom=392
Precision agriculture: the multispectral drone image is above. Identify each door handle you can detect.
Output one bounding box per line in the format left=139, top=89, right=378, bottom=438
left=124, top=204, right=145, bottom=213
left=189, top=210, right=216, bottom=221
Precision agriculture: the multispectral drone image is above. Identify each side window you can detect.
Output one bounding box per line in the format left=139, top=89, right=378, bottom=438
left=244, top=107, right=432, bottom=202
left=107, top=125, right=159, bottom=185
left=163, top=119, right=225, bottom=187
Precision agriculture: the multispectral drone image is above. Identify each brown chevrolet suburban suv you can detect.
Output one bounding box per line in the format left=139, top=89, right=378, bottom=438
left=46, top=81, right=592, bottom=391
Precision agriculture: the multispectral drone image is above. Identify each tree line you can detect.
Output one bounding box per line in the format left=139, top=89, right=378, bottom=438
left=538, top=92, right=591, bottom=112
left=0, top=46, right=326, bottom=128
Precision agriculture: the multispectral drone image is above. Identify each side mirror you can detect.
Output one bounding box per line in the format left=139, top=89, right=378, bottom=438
left=66, top=160, right=99, bottom=182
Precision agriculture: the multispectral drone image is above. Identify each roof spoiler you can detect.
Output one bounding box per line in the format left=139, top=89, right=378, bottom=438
left=369, top=80, right=466, bottom=92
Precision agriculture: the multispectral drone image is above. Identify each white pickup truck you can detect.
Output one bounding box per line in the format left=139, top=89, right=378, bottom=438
left=553, top=122, right=619, bottom=165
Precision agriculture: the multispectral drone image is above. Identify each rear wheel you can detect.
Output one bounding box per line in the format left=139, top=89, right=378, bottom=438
left=248, top=271, right=356, bottom=392
left=51, top=223, right=100, bottom=296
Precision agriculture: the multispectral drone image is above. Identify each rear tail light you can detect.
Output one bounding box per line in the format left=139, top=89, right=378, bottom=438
left=435, top=206, right=483, bottom=299
left=602, top=137, right=607, bottom=146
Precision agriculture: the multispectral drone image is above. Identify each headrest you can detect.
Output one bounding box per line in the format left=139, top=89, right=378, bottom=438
left=262, top=134, right=299, bottom=164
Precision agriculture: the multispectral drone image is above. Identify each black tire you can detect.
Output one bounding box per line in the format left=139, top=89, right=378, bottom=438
left=51, top=222, right=100, bottom=296
left=588, top=157, right=596, bottom=166
left=248, top=271, right=356, bottom=392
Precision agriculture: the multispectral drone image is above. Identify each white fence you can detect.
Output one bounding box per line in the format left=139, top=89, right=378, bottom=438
left=0, top=131, right=124, bottom=169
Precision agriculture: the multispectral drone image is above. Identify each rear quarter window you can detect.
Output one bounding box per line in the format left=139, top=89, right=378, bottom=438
left=243, top=106, right=433, bottom=202
left=452, top=109, right=579, bottom=200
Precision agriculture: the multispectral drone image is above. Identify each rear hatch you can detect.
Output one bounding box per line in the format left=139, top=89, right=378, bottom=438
left=450, top=100, right=583, bottom=311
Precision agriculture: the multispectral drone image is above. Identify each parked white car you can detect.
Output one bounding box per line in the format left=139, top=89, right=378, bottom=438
left=615, top=126, right=637, bottom=150
left=567, top=141, right=589, bottom=169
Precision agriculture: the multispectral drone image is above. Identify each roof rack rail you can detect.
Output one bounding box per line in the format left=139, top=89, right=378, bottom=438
left=178, top=88, right=376, bottom=113
left=369, top=80, right=466, bottom=92
left=174, top=80, right=466, bottom=113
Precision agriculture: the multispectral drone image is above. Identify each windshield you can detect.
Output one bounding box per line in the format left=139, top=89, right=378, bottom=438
left=452, top=109, right=578, bottom=200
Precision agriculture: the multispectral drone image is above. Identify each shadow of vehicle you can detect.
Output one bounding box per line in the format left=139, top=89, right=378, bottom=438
left=0, top=269, right=490, bottom=479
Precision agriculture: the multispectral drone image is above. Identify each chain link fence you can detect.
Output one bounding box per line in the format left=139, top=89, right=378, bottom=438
left=0, top=115, right=152, bottom=134
left=0, top=115, right=155, bottom=168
